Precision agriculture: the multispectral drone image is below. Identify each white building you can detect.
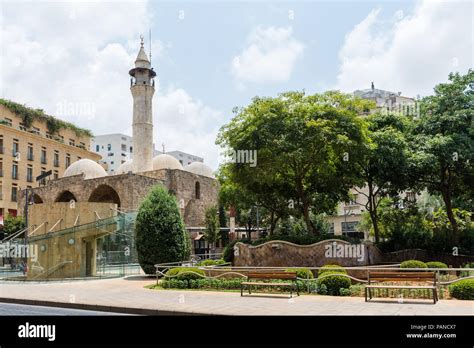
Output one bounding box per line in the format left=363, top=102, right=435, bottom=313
left=92, top=133, right=204, bottom=174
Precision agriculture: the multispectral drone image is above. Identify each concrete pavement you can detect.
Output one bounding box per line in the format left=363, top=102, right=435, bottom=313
left=0, top=276, right=472, bottom=316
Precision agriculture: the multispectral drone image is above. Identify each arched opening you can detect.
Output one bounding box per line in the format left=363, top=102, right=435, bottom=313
left=195, top=182, right=201, bottom=200
left=32, top=194, right=43, bottom=204
left=55, top=190, right=77, bottom=202
left=88, top=184, right=121, bottom=207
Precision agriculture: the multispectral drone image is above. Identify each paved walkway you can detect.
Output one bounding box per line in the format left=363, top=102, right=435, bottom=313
left=0, top=276, right=472, bottom=315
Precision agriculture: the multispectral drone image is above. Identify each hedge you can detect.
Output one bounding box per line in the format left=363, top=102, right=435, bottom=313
left=165, top=267, right=205, bottom=281
left=285, top=268, right=314, bottom=279
left=197, top=259, right=226, bottom=266
left=400, top=260, right=427, bottom=269
left=449, top=279, right=474, bottom=300
left=318, top=264, right=347, bottom=276
left=425, top=261, right=448, bottom=269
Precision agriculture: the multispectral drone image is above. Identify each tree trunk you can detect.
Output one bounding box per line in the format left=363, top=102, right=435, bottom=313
left=441, top=187, right=459, bottom=245
left=367, top=182, right=380, bottom=244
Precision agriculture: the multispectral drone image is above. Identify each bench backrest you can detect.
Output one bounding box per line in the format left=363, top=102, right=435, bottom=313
left=369, top=271, right=436, bottom=283
left=247, top=272, right=297, bottom=280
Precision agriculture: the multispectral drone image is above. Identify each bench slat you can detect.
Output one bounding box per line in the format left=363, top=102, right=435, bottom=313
left=241, top=282, right=292, bottom=286
left=366, top=285, right=435, bottom=289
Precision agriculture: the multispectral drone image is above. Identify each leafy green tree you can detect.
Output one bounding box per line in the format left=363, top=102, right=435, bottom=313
left=217, top=91, right=369, bottom=235
left=354, top=112, right=411, bottom=243
left=135, top=186, right=190, bottom=274
left=408, top=70, right=474, bottom=244
left=204, top=206, right=219, bottom=253
left=2, top=215, right=25, bottom=237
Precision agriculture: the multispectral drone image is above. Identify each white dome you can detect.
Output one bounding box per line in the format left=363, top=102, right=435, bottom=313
left=152, top=154, right=183, bottom=170
left=63, top=159, right=108, bottom=179
left=185, top=162, right=214, bottom=178
left=116, top=159, right=133, bottom=174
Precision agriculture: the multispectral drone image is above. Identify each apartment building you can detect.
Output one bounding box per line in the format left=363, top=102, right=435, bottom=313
left=0, top=100, right=101, bottom=219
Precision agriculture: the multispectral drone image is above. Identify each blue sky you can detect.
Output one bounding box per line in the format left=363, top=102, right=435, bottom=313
left=1, top=0, right=472, bottom=169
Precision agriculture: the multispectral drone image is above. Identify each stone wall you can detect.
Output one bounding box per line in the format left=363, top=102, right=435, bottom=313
left=233, top=240, right=473, bottom=268
left=233, top=240, right=384, bottom=267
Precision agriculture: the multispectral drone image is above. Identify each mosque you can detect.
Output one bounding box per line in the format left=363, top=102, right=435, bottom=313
left=17, top=38, right=218, bottom=278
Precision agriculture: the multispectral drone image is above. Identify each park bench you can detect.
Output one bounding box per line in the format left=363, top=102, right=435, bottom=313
left=365, top=271, right=438, bottom=304
left=241, top=272, right=299, bottom=298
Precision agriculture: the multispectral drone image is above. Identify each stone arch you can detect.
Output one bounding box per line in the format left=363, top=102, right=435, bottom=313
left=55, top=190, right=77, bottom=202
left=88, top=184, right=121, bottom=207
left=195, top=181, right=201, bottom=200
left=32, top=193, right=43, bottom=204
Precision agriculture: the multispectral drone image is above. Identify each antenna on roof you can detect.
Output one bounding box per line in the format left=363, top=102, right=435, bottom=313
left=371, top=82, right=374, bottom=91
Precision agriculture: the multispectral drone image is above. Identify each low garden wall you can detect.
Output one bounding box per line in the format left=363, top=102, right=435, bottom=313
left=233, top=240, right=473, bottom=268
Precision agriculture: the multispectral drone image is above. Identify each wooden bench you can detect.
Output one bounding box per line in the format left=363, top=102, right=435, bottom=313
left=365, top=271, right=438, bottom=304
left=241, top=272, right=299, bottom=297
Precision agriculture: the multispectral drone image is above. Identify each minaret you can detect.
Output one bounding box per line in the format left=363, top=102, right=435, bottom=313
left=129, top=36, right=156, bottom=173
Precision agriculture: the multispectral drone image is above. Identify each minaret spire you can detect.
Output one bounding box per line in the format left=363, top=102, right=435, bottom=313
left=129, top=36, right=156, bottom=173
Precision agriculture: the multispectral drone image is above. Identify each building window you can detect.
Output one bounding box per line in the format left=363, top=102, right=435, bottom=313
left=328, top=223, right=334, bottom=235
left=346, top=194, right=358, bottom=206
left=69, top=139, right=75, bottom=146
left=46, top=132, right=53, bottom=139
left=12, top=141, right=19, bottom=157
left=12, top=163, right=18, bottom=179
left=27, top=166, right=33, bottom=182
left=96, top=145, right=100, bottom=152
left=11, top=186, right=18, bottom=202
left=54, top=171, right=58, bottom=180
left=66, top=154, right=71, bottom=168
left=195, top=182, right=201, bottom=200
left=3, top=118, right=12, bottom=127
left=107, top=144, right=111, bottom=151
left=129, top=146, right=132, bottom=153
left=19, top=122, right=27, bottom=131
left=110, top=161, right=114, bottom=165
left=41, top=148, right=47, bottom=164
left=27, top=145, right=34, bottom=161
left=0, top=137, right=3, bottom=154
left=0, top=160, right=3, bottom=177
left=121, top=144, right=127, bottom=151
left=54, top=151, right=59, bottom=167
left=341, top=222, right=358, bottom=234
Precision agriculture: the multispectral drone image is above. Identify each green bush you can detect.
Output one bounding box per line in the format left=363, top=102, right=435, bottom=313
left=135, top=186, right=190, bottom=274
left=161, top=277, right=243, bottom=290
left=285, top=268, right=314, bottom=279
left=460, top=263, right=474, bottom=278
left=400, top=260, right=427, bottom=269
left=449, top=279, right=474, bottom=300
left=425, top=261, right=448, bottom=269
left=165, top=267, right=205, bottom=281
left=318, top=264, right=347, bottom=276
left=316, top=283, right=328, bottom=295
left=317, top=274, right=351, bottom=296
left=223, top=240, right=239, bottom=263
left=339, top=288, right=351, bottom=296
left=197, top=259, right=226, bottom=266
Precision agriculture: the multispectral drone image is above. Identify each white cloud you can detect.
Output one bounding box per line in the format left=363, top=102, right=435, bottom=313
left=153, top=88, right=223, bottom=170
left=336, top=0, right=473, bottom=97
left=231, top=26, right=304, bottom=85
left=0, top=0, right=222, bottom=169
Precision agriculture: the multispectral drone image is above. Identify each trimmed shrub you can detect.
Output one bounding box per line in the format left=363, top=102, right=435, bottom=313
left=317, top=274, right=351, bottom=296
left=425, top=261, right=448, bottom=269
left=400, top=260, right=427, bottom=269
left=460, top=262, right=474, bottom=278
left=318, top=264, right=347, bottom=276
left=339, top=288, right=351, bottom=296
left=197, top=259, right=226, bottom=266
left=135, top=186, right=190, bottom=274
left=165, top=267, right=205, bottom=281
left=449, top=279, right=474, bottom=300
left=285, top=268, right=314, bottom=279
left=316, top=283, right=328, bottom=295
left=223, top=240, right=239, bottom=263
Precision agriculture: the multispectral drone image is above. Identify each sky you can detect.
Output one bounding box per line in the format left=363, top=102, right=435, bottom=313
left=0, top=0, right=472, bottom=170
